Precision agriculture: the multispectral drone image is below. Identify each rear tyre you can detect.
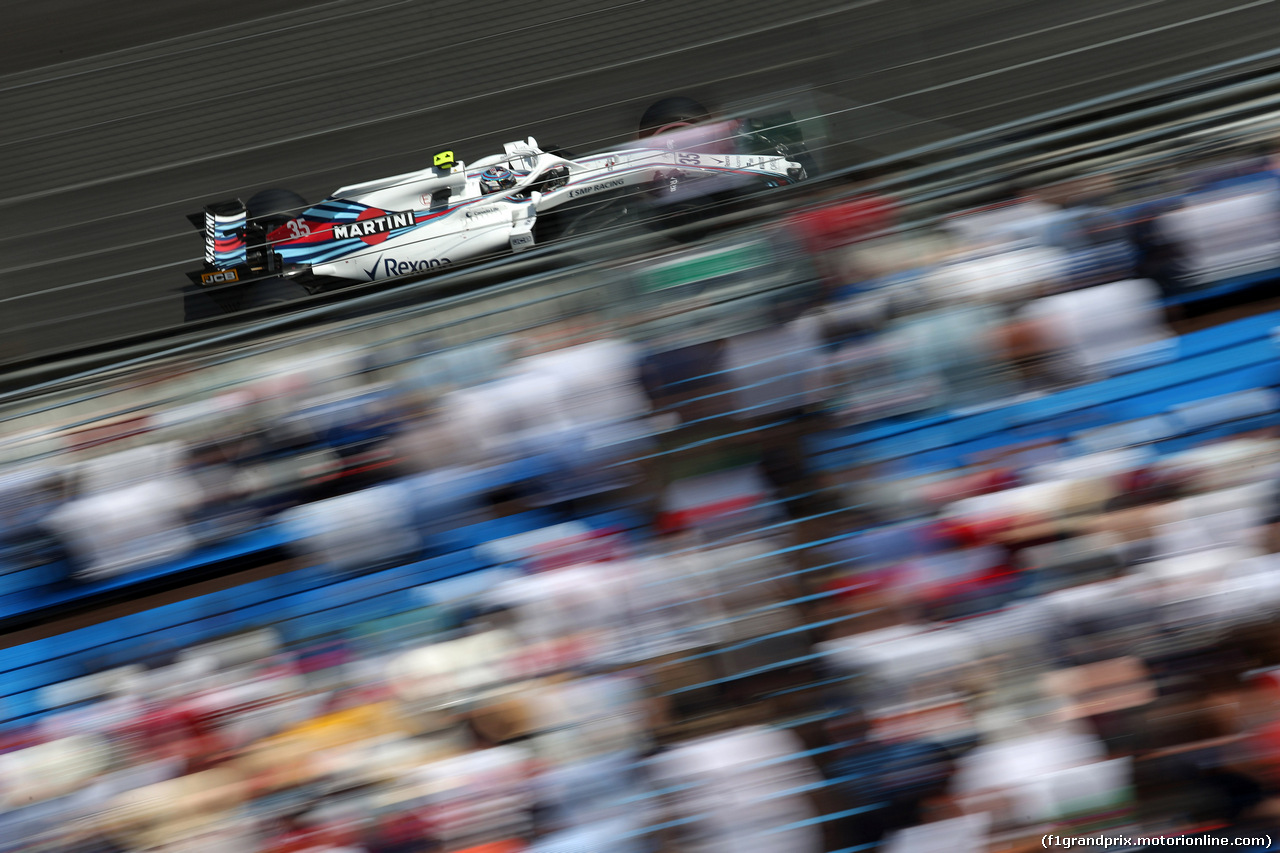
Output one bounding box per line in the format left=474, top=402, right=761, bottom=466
left=246, top=188, right=308, bottom=228
left=638, top=97, right=710, bottom=137
left=245, top=277, right=311, bottom=310
left=183, top=283, right=243, bottom=321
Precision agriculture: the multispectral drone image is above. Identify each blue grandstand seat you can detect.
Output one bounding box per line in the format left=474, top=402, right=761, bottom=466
left=0, top=508, right=642, bottom=728
left=1178, top=312, right=1280, bottom=358
left=1072, top=415, right=1176, bottom=455
left=1170, top=387, right=1280, bottom=432
left=814, top=325, right=1279, bottom=472
left=0, top=446, right=632, bottom=633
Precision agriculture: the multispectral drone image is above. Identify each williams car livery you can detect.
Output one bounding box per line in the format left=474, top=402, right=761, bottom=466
left=185, top=117, right=808, bottom=315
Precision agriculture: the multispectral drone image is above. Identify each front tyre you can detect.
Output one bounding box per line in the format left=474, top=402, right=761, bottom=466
left=638, top=97, right=710, bottom=138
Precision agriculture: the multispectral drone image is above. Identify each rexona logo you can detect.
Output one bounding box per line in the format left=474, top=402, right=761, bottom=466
left=569, top=178, right=625, bottom=198
left=332, top=210, right=416, bottom=242
left=369, top=258, right=452, bottom=280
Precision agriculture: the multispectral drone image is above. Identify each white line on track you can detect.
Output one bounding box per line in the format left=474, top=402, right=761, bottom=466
left=0, top=0, right=655, bottom=150
left=0, top=0, right=417, bottom=91
left=0, top=0, right=890, bottom=208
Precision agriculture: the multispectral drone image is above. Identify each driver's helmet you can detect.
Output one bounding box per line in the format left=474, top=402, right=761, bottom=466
left=479, top=165, right=516, bottom=195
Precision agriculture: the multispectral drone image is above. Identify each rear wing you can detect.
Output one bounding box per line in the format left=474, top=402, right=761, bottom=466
left=186, top=199, right=282, bottom=286
left=186, top=200, right=247, bottom=271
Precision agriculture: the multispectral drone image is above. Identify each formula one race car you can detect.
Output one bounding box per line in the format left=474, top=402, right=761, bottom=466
left=183, top=99, right=811, bottom=319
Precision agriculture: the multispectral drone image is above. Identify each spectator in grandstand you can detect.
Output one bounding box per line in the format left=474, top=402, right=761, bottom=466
left=825, top=711, right=957, bottom=848
left=870, top=302, right=1023, bottom=409
left=184, top=438, right=260, bottom=546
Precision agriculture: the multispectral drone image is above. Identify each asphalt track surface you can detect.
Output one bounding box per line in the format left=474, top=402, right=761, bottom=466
left=0, top=0, right=1277, bottom=362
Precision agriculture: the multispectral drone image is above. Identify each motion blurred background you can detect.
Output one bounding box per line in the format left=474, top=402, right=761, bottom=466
left=4, top=0, right=1280, bottom=851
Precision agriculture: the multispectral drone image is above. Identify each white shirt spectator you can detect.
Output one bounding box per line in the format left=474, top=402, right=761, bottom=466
left=1020, top=278, right=1170, bottom=383
left=649, top=726, right=824, bottom=853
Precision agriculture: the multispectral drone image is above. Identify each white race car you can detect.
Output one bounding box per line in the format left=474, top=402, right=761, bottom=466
left=184, top=100, right=810, bottom=318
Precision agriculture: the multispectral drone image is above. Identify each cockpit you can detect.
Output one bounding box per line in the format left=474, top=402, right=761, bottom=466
left=469, top=138, right=572, bottom=199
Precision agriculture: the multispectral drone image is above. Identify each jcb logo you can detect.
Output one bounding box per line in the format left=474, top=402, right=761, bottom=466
left=200, top=269, right=240, bottom=285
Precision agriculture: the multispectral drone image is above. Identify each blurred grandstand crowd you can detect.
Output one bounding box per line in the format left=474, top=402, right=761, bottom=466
left=2, top=135, right=1280, bottom=853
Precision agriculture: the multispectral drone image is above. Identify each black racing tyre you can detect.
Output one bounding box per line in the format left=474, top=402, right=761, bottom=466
left=245, top=277, right=311, bottom=309
left=638, top=97, right=710, bottom=137
left=646, top=196, right=728, bottom=242
left=246, top=188, right=308, bottom=228
left=791, top=145, right=818, bottom=182
left=534, top=195, right=675, bottom=262
left=183, top=283, right=242, bottom=321
left=535, top=196, right=638, bottom=245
